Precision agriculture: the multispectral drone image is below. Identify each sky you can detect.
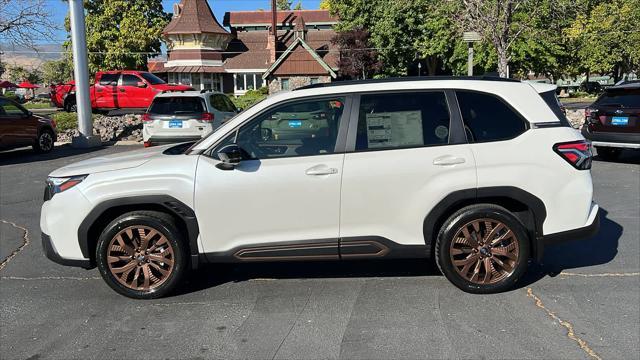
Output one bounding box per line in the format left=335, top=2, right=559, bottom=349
left=47, top=0, right=323, bottom=44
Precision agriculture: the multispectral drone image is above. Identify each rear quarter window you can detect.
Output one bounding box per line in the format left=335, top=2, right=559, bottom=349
left=539, top=90, right=571, bottom=127
left=456, top=91, right=527, bottom=143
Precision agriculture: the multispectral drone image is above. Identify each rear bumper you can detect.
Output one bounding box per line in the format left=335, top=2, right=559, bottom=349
left=581, top=128, right=640, bottom=149
left=543, top=203, right=600, bottom=245
left=42, top=232, right=92, bottom=269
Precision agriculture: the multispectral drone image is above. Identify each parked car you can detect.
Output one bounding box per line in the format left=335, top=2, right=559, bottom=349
left=41, top=77, right=599, bottom=299
left=0, top=96, right=57, bottom=153
left=579, top=81, right=603, bottom=94
left=142, top=90, right=239, bottom=147
left=582, top=82, right=640, bottom=159
left=50, top=71, right=192, bottom=113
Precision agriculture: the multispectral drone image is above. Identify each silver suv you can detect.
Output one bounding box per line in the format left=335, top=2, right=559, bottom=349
left=142, top=90, right=238, bottom=147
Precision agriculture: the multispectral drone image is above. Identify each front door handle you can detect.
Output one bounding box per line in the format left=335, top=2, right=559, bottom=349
left=433, top=155, right=466, bottom=166
left=305, top=165, right=338, bottom=176
left=119, top=88, right=125, bottom=93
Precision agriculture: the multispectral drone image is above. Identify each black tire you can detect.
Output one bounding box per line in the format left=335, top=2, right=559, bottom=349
left=96, top=211, right=188, bottom=299
left=64, top=99, right=77, bottom=113
left=595, top=146, right=621, bottom=161
left=435, top=204, right=530, bottom=294
left=33, top=128, right=55, bottom=153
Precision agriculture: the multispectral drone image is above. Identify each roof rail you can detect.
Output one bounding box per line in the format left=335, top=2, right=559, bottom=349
left=293, top=76, right=520, bottom=91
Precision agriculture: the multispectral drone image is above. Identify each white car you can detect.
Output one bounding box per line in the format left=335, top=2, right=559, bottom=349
left=142, top=90, right=238, bottom=147
left=41, top=77, right=599, bottom=299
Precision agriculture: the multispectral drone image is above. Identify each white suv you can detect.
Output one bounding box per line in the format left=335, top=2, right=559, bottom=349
left=142, top=90, right=238, bottom=147
left=41, top=78, right=599, bottom=299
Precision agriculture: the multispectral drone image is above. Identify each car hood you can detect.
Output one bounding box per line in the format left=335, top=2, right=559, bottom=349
left=49, top=145, right=173, bottom=178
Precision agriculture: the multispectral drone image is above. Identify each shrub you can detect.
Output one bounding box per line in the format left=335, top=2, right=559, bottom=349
left=230, top=87, right=269, bottom=110
left=51, top=112, right=79, bottom=131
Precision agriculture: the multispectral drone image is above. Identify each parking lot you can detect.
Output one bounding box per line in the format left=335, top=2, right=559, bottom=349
left=1, top=145, right=638, bottom=360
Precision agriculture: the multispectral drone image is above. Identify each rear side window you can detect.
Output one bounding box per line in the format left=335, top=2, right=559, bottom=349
left=456, top=91, right=527, bottom=143
left=210, top=94, right=237, bottom=112
left=355, top=92, right=451, bottom=151
left=594, top=89, right=640, bottom=108
left=149, top=97, right=205, bottom=115
left=99, top=73, right=119, bottom=86
left=539, top=90, right=570, bottom=127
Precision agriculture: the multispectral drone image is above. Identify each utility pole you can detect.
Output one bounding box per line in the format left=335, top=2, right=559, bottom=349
left=69, top=0, right=100, bottom=148
left=463, top=31, right=481, bottom=77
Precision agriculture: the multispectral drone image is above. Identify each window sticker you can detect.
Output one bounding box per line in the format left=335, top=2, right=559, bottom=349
left=366, top=111, right=424, bottom=148
left=435, top=125, right=449, bottom=140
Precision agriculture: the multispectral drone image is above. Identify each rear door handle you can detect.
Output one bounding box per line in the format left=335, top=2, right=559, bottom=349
left=305, top=165, right=338, bottom=176
left=433, top=155, right=466, bottom=166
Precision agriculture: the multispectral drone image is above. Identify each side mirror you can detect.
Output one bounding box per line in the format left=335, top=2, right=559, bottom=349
left=216, top=144, right=246, bottom=170
left=136, top=81, right=147, bottom=88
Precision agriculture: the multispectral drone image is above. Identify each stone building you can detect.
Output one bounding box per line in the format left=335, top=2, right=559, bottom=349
left=149, top=0, right=339, bottom=95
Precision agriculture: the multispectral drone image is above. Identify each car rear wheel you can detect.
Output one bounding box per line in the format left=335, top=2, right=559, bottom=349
left=595, top=146, right=621, bottom=160
left=96, top=211, right=187, bottom=299
left=435, top=204, right=529, bottom=294
left=33, top=129, right=54, bottom=153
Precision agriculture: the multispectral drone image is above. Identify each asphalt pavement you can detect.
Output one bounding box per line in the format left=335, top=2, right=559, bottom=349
left=1, top=144, right=638, bottom=360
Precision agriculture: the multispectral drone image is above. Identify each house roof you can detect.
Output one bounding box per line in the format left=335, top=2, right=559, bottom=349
left=164, top=0, right=229, bottom=35
left=224, top=10, right=337, bottom=27
left=263, top=37, right=337, bottom=79
left=223, top=29, right=338, bottom=71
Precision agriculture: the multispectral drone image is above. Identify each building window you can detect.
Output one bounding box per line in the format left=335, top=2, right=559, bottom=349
left=310, top=77, right=320, bottom=85
left=191, top=73, right=201, bottom=89
left=235, top=74, right=246, bottom=91
left=180, top=73, right=191, bottom=85
left=281, top=78, right=290, bottom=90
left=168, top=73, right=176, bottom=84
left=234, top=73, right=264, bottom=93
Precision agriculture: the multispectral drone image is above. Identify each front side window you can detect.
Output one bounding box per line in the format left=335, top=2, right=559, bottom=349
left=232, top=97, right=345, bottom=159
left=456, top=91, right=527, bottom=143
left=121, top=74, right=141, bottom=87
left=355, top=92, right=451, bottom=151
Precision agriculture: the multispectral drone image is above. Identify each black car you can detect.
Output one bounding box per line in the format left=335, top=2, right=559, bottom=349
left=581, top=83, right=640, bottom=160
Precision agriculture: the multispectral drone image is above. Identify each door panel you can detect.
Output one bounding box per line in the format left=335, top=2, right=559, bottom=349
left=95, top=73, right=119, bottom=109
left=118, top=74, right=144, bottom=108
left=340, top=91, right=477, bottom=246
left=195, top=154, right=344, bottom=254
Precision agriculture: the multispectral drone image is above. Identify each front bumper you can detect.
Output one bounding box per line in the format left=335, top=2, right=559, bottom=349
left=42, top=232, right=92, bottom=268
left=543, top=203, right=600, bottom=245
left=581, top=127, right=640, bottom=149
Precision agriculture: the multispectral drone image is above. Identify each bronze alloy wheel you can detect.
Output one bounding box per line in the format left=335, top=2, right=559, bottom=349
left=107, top=225, right=175, bottom=291
left=449, top=218, right=520, bottom=285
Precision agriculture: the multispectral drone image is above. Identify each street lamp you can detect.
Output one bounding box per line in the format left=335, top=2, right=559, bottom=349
left=417, top=62, right=422, bottom=77
left=463, top=31, right=481, bottom=76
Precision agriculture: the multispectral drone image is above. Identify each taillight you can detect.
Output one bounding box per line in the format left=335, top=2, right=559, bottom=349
left=144, top=141, right=152, bottom=147
left=142, top=113, right=152, bottom=122
left=554, top=140, right=592, bottom=170
left=200, top=112, right=214, bottom=122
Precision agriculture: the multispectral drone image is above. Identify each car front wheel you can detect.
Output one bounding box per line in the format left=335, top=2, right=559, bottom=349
left=33, top=129, right=54, bottom=153
left=435, top=204, right=529, bottom=294
left=96, top=211, right=187, bottom=299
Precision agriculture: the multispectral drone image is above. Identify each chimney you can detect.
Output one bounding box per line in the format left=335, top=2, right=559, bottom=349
left=267, top=0, right=277, bottom=64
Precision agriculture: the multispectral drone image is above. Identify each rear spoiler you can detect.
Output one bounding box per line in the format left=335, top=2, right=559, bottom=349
left=527, top=82, right=557, bottom=94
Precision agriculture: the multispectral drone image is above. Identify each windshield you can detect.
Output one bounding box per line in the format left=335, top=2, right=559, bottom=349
left=139, top=72, right=166, bottom=85
left=149, top=97, right=205, bottom=115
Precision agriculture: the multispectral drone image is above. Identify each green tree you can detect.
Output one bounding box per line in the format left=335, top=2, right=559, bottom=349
left=319, top=0, right=331, bottom=10
left=65, top=0, right=169, bottom=74
left=294, top=1, right=303, bottom=10
left=277, top=0, right=292, bottom=10
left=567, top=0, right=640, bottom=82
left=7, top=65, right=42, bottom=83
left=41, top=59, right=74, bottom=85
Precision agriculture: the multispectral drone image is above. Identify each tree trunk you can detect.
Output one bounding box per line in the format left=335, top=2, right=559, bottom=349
left=497, top=51, right=509, bottom=78
left=426, top=56, right=437, bottom=76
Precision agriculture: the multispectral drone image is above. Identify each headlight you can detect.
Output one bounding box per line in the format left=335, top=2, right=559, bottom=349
left=46, top=175, right=87, bottom=197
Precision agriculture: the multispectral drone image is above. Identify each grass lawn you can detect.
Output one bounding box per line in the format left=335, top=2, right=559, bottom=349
left=22, top=102, right=55, bottom=109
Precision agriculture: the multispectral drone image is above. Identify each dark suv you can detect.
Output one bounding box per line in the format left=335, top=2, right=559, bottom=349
left=0, top=96, right=57, bottom=153
left=582, top=83, right=640, bottom=159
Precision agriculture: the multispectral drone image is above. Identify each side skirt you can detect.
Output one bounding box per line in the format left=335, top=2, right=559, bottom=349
left=202, top=237, right=429, bottom=264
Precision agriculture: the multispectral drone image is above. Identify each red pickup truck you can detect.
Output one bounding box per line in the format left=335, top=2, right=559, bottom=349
left=50, top=70, right=192, bottom=113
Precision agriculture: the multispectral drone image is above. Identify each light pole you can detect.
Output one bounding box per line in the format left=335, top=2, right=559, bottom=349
left=417, top=62, right=422, bottom=77
left=463, top=31, right=481, bottom=76
left=69, top=0, right=100, bottom=148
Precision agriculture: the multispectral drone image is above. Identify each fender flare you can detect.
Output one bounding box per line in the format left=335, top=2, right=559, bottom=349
left=77, top=195, right=200, bottom=267
left=423, top=187, right=547, bottom=261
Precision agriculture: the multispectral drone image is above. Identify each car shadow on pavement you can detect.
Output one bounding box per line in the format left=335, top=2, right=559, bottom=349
left=519, top=208, right=622, bottom=288
left=0, top=144, right=109, bottom=166
left=594, top=149, right=640, bottom=165
left=178, top=258, right=442, bottom=296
